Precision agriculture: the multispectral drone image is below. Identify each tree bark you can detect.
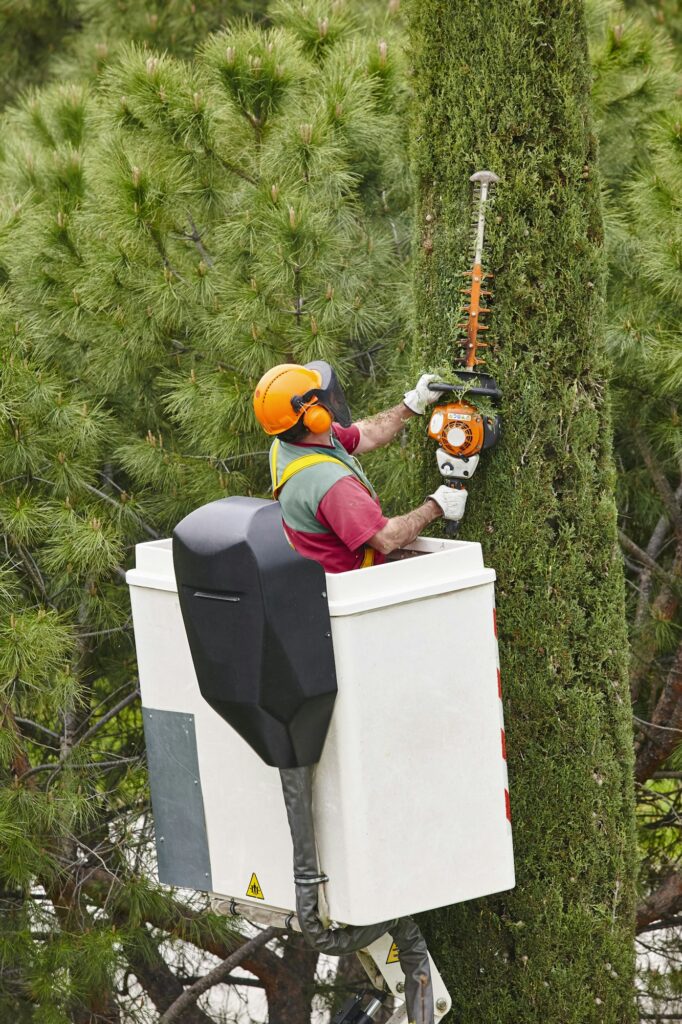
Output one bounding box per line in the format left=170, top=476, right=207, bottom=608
left=636, top=872, right=682, bottom=932
left=635, top=640, right=682, bottom=782
left=79, top=869, right=315, bottom=1020
left=127, top=945, right=214, bottom=1024
left=158, top=927, right=279, bottom=1024
left=630, top=540, right=682, bottom=707
left=265, top=933, right=319, bottom=1024
left=408, top=1, right=638, bottom=1021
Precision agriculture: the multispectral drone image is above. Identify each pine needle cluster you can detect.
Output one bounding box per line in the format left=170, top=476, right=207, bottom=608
left=0, top=1, right=409, bottom=1018
left=590, top=3, right=682, bottom=1015
left=0, top=0, right=269, bottom=109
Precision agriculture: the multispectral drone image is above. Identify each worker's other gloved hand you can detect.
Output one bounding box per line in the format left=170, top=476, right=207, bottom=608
left=403, top=373, right=443, bottom=415
left=429, top=485, right=468, bottom=521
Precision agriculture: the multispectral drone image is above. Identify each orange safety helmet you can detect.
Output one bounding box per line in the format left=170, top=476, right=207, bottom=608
left=253, top=361, right=351, bottom=436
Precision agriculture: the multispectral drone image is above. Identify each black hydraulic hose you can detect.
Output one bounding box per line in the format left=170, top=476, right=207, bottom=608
left=279, top=767, right=389, bottom=954
left=388, top=916, right=434, bottom=1024
left=279, top=766, right=435, bottom=1024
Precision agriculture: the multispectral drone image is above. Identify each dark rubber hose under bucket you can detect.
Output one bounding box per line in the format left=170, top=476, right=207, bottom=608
left=279, top=766, right=435, bottom=1024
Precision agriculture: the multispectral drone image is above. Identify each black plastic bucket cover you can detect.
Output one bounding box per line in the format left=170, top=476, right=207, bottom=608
left=173, top=497, right=337, bottom=768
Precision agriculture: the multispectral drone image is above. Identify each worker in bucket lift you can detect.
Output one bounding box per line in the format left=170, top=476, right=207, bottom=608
left=253, top=361, right=467, bottom=573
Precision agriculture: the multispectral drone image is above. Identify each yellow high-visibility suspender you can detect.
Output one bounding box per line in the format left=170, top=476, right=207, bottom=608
left=270, top=438, right=373, bottom=499
left=360, top=546, right=375, bottom=568
left=270, top=439, right=348, bottom=498
left=270, top=439, right=376, bottom=568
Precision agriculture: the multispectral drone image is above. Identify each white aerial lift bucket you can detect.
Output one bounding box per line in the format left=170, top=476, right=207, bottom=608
left=127, top=498, right=514, bottom=1017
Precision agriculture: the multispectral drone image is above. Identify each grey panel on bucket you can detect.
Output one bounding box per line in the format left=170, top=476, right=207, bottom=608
left=142, top=707, right=212, bottom=890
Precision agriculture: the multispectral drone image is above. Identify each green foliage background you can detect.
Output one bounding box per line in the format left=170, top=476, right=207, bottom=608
left=0, top=0, right=681, bottom=1019
left=0, top=0, right=270, bottom=110
left=0, top=2, right=411, bottom=1019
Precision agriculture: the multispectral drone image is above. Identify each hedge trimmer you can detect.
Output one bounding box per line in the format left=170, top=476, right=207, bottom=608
left=428, top=170, right=502, bottom=532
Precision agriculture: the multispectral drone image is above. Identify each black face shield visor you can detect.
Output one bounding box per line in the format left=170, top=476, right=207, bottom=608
left=292, top=360, right=352, bottom=428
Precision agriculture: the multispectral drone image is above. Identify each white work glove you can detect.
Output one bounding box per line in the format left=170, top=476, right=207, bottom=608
left=403, top=373, right=443, bottom=415
left=429, top=484, right=468, bottom=521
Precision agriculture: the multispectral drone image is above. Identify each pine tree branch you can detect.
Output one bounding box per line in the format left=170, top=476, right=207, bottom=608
left=158, top=927, right=280, bottom=1024
left=177, top=450, right=270, bottom=470
left=175, top=973, right=265, bottom=988
left=82, top=482, right=160, bottom=539
left=18, top=682, right=142, bottom=781
left=128, top=944, right=214, bottom=1024
left=2, top=703, right=34, bottom=780
left=18, top=483, right=130, bottom=583
left=75, top=687, right=140, bottom=747
left=146, top=224, right=185, bottom=282
left=21, top=754, right=141, bottom=781
left=78, top=867, right=292, bottom=1004
left=633, top=483, right=682, bottom=629
left=618, top=530, right=681, bottom=592
left=60, top=835, right=126, bottom=902
left=630, top=541, right=682, bottom=704
left=635, top=434, right=682, bottom=539
left=180, top=215, right=214, bottom=267
left=637, top=915, right=682, bottom=934
left=82, top=679, right=139, bottom=723
left=77, top=622, right=132, bottom=639
left=637, top=871, right=682, bottom=932
left=14, top=718, right=60, bottom=743
left=634, top=716, right=682, bottom=737
left=635, top=509, right=674, bottom=627
left=202, top=144, right=257, bottom=184
left=12, top=541, right=54, bottom=606
left=635, top=640, right=682, bottom=783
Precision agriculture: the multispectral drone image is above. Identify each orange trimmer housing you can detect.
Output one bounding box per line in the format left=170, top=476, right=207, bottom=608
left=427, top=401, right=486, bottom=458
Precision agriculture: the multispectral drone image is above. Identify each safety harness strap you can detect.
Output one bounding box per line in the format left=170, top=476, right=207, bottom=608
left=270, top=438, right=373, bottom=499
left=271, top=438, right=377, bottom=569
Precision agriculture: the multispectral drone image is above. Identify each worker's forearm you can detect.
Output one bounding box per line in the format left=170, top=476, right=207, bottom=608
left=368, top=500, right=441, bottom=556
left=354, top=403, right=414, bottom=454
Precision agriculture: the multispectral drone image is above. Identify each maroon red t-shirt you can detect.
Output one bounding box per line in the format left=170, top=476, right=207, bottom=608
left=282, top=424, right=388, bottom=573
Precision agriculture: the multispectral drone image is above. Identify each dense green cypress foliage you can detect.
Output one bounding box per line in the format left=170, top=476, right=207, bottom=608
left=407, top=2, right=638, bottom=1021
left=0, top=3, right=409, bottom=1019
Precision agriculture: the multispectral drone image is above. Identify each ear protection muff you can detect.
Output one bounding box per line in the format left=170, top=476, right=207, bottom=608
left=291, top=393, right=333, bottom=434
left=302, top=401, right=333, bottom=433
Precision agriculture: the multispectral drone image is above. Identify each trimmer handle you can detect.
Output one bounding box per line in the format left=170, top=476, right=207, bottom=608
left=428, top=381, right=502, bottom=400
left=445, top=479, right=464, bottom=537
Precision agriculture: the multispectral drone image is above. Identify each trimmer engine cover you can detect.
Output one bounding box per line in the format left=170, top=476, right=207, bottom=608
left=428, top=401, right=485, bottom=458
left=173, top=497, right=337, bottom=768
left=428, top=400, right=501, bottom=459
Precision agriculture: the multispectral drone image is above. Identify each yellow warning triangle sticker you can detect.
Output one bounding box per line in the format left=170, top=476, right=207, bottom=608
left=386, top=942, right=400, bottom=965
left=245, top=872, right=265, bottom=900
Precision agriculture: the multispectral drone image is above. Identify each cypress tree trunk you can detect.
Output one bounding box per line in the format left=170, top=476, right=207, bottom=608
left=408, top=2, right=638, bottom=1021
